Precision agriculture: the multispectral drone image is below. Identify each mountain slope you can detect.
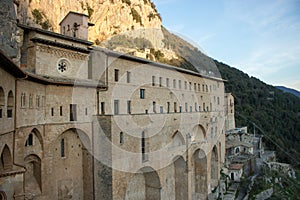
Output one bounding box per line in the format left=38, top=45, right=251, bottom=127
left=276, top=86, right=300, bottom=98
left=216, top=61, right=300, bottom=165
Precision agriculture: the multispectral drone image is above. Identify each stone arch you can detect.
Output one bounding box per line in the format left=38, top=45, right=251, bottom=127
left=192, top=149, right=208, bottom=199
left=24, top=154, right=42, bottom=195
left=25, top=128, right=44, bottom=151
left=0, top=191, right=7, bottom=200
left=211, top=146, right=219, bottom=188
left=0, top=145, right=13, bottom=172
left=171, top=131, right=185, bottom=147
left=173, top=156, right=188, bottom=199
left=0, top=87, right=4, bottom=106
left=55, top=128, right=92, bottom=200
left=126, top=166, right=161, bottom=200
left=192, top=125, right=206, bottom=142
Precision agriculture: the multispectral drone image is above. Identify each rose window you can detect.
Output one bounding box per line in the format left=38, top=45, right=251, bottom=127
left=57, top=59, right=70, bottom=73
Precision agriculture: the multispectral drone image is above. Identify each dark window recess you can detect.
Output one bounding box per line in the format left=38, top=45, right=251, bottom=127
left=7, top=109, right=12, bottom=118
left=127, top=71, right=131, bottom=83
left=114, top=69, right=119, bottom=82
left=114, top=100, right=119, bottom=115
left=127, top=101, right=131, bottom=114
left=61, top=138, right=65, bottom=157
left=174, top=102, right=177, bottom=113
left=51, top=108, right=54, bottom=116
left=85, top=108, right=88, bottom=115
left=60, top=106, right=63, bottom=116
left=70, top=104, right=77, bottom=121
left=141, top=132, right=147, bottom=161
left=0, top=108, right=2, bottom=118
left=25, top=134, right=33, bottom=146
left=167, top=102, right=170, bottom=113
left=152, top=76, right=155, bottom=86
left=101, top=102, right=105, bottom=115
left=153, top=101, right=156, bottom=113
left=140, top=89, right=145, bottom=99
left=120, top=132, right=124, bottom=144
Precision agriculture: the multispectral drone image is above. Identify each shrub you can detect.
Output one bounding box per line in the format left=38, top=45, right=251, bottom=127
left=122, top=0, right=131, bottom=6
left=31, top=9, right=52, bottom=30
left=131, top=8, right=143, bottom=26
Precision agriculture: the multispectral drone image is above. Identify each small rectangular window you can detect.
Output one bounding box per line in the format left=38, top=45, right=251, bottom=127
left=85, top=108, right=88, bottom=116
left=160, top=106, right=163, bottom=113
left=185, top=103, right=188, bottom=112
left=127, top=100, right=131, bottom=114
left=36, top=95, right=40, bottom=108
left=179, top=80, right=182, bottom=89
left=141, top=132, right=147, bottom=161
left=174, top=102, right=177, bottom=113
left=190, top=106, right=192, bottom=112
left=173, top=79, right=176, bottom=88
left=167, top=102, right=170, bottom=113
left=120, top=132, right=124, bottom=144
left=140, top=89, right=145, bottom=99
left=198, top=84, right=201, bottom=92
left=127, top=71, right=131, bottom=83
left=0, top=108, right=2, bottom=118
left=101, top=102, right=105, bottom=115
left=114, top=100, right=119, bottom=115
left=114, top=69, right=119, bottom=82
left=51, top=107, right=54, bottom=116
left=152, top=76, right=155, bottom=86
left=153, top=101, right=156, bottom=113
left=185, top=81, right=187, bottom=90
left=70, top=104, right=77, bottom=121
left=42, top=96, right=45, bottom=107
left=194, top=83, right=197, bottom=91
left=189, top=82, right=192, bottom=90
left=166, top=78, right=169, bottom=87
left=7, top=109, right=12, bottom=118
left=179, top=106, right=182, bottom=113
left=61, top=138, right=65, bottom=158
left=159, top=77, right=162, bottom=87
left=60, top=106, right=63, bottom=116
left=29, top=94, right=33, bottom=108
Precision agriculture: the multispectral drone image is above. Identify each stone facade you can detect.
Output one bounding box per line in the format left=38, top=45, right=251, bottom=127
left=0, top=10, right=234, bottom=200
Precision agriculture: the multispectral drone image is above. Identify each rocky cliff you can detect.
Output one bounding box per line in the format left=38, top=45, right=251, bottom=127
left=17, top=0, right=164, bottom=48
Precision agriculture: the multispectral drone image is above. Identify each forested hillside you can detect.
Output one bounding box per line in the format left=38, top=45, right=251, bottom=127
left=216, top=61, right=300, bottom=166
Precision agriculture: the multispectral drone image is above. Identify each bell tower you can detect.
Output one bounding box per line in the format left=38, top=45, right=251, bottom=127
left=59, top=11, right=92, bottom=40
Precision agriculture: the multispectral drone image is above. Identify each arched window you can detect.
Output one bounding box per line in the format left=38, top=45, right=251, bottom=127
left=25, top=133, right=34, bottom=146
left=1, top=145, right=13, bottom=171
left=7, top=91, right=13, bottom=118
left=235, top=147, right=240, bottom=154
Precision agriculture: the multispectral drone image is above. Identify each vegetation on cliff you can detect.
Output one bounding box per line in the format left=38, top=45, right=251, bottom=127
left=216, top=61, right=300, bottom=166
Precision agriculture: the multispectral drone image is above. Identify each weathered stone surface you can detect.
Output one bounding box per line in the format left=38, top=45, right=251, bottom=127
left=17, top=0, right=164, bottom=48
left=0, top=0, right=18, bottom=58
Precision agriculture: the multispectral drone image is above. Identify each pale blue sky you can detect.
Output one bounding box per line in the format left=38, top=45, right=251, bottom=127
left=152, top=0, right=300, bottom=91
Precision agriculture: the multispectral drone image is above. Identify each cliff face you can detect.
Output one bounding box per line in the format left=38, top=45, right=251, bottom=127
left=18, top=0, right=164, bottom=48
left=0, top=0, right=19, bottom=58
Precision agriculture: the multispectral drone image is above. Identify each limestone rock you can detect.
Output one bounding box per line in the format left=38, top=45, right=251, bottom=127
left=17, top=0, right=164, bottom=48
